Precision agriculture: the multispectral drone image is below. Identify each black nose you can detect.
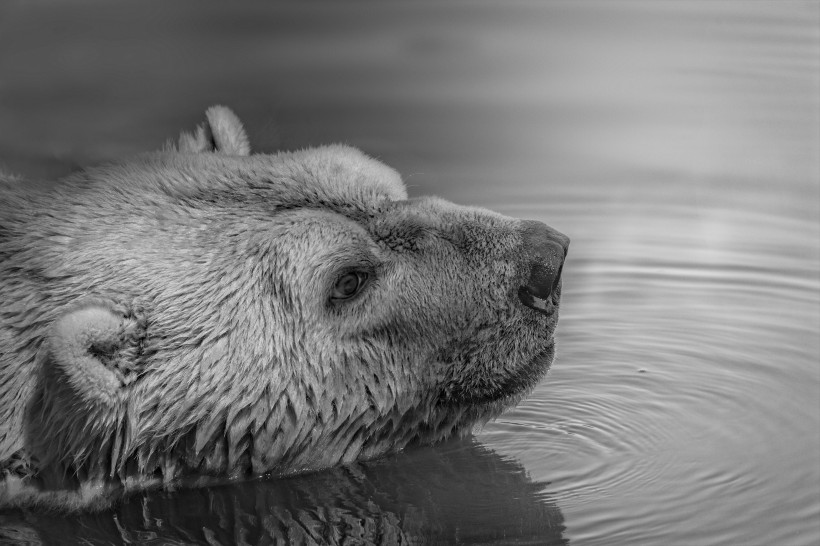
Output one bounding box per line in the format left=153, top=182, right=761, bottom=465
left=517, top=220, right=569, bottom=312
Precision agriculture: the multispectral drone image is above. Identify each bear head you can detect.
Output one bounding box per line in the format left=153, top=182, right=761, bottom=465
left=0, top=106, right=568, bottom=503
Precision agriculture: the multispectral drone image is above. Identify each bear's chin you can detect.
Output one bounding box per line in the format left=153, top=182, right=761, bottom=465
left=435, top=341, right=556, bottom=409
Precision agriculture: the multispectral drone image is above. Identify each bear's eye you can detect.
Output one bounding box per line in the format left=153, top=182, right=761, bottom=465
left=331, top=271, right=369, bottom=300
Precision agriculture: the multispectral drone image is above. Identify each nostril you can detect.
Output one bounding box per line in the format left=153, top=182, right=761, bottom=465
left=518, top=220, right=569, bottom=313
left=525, top=241, right=565, bottom=299
left=550, top=261, right=564, bottom=295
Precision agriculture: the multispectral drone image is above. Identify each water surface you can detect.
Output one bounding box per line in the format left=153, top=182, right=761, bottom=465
left=1, top=1, right=818, bottom=544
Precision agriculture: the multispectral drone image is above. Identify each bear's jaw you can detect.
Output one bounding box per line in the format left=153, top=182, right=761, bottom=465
left=434, top=340, right=556, bottom=409
left=56, top=394, right=488, bottom=485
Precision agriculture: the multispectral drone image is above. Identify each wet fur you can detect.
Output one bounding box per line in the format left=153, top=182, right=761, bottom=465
left=0, top=107, right=560, bottom=511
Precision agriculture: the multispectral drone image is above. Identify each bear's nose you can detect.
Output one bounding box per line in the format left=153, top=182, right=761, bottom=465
left=517, top=220, right=569, bottom=313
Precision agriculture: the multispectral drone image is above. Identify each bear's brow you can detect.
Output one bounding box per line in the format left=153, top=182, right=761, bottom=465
left=365, top=205, right=438, bottom=252
left=181, top=185, right=441, bottom=250
left=182, top=186, right=376, bottom=220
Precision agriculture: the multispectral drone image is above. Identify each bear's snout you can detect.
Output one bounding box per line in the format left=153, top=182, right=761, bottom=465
left=517, top=220, right=569, bottom=314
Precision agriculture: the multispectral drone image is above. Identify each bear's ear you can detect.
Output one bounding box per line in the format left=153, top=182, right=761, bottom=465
left=47, top=301, right=146, bottom=408
left=173, top=105, right=251, bottom=156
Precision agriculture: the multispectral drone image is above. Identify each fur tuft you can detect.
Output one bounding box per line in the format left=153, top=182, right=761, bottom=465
left=166, top=106, right=250, bottom=156
left=205, top=105, right=251, bottom=156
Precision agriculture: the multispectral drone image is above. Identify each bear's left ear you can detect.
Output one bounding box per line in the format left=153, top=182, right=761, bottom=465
left=173, top=105, right=251, bottom=156
left=47, top=300, right=147, bottom=409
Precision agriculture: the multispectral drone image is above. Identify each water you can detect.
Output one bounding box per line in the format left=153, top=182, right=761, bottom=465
left=1, top=1, right=818, bottom=544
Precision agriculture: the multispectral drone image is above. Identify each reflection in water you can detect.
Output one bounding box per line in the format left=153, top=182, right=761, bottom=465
left=1, top=438, right=567, bottom=545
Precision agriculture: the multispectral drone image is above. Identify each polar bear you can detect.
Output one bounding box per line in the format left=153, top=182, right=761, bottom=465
left=0, top=106, right=568, bottom=511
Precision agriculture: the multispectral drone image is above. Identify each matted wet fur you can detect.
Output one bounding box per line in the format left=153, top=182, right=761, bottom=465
left=0, top=106, right=568, bottom=511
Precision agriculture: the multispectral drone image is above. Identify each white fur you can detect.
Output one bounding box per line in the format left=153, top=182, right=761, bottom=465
left=0, top=107, right=560, bottom=511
